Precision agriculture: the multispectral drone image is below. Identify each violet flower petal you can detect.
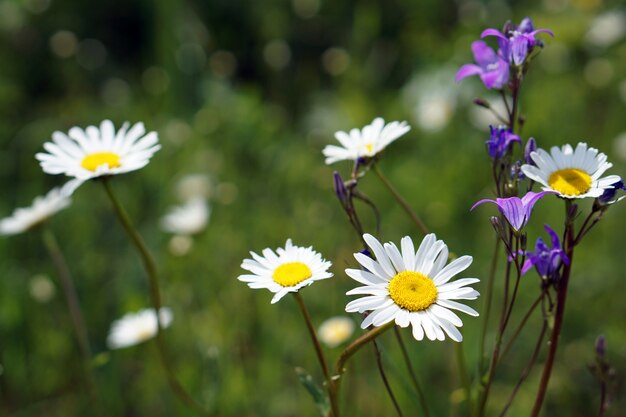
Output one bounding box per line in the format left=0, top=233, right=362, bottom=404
left=455, top=64, right=482, bottom=82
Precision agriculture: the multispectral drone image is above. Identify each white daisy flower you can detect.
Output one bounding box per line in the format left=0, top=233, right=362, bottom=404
left=0, top=187, right=71, bottom=235
left=238, top=240, right=333, bottom=304
left=107, top=307, right=173, bottom=350
left=160, top=198, right=210, bottom=236
left=521, top=142, right=621, bottom=199
left=35, top=119, right=161, bottom=186
left=345, top=234, right=479, bottom=342
left=318, top=316, right=355, bottom=348
left=322, top=117, right=411, bottom=165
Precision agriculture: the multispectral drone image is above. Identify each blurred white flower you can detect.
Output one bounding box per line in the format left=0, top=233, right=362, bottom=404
left=168, top=235, right=194, bottom=256
left=107, top=307, right=173, bottom=349
left=0, top=187, right=71, bottom=235
left=585, top=11, right=626, bottom=48
left=175, top=174, right=212, bottom=201
left=403, top=68, right=458, bottom=132
left=29, top=274, right=56, bottom=303
left=160, top=198, right=210, bottom=236
left=318, top=316, right=355, bottom=347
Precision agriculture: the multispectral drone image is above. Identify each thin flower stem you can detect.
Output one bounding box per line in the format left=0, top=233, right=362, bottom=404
left=293, top=293, right=339, bottom=417
left=455, top=341, right=472, bottom=414
left=372, top=339, right=404, bottom=417
left=499, top=90, right=512, bottom=125
left=101, top=178, right=210, bottom=416
left=41, top=227, right=95, bottom=397
left=372, top=164, right=429, bottom=235
left=393, top=328, right=431, bottom=417
left=352, top=190, right=382, bottom=237
left=529, top=212, right=576, bottom=417
left=478, top=237, right=501, bottom=374
left=477, top=234, right=516, bottom=417
left=498, top=322, right=547, bottom=417
left=499, top=291, right=544, bottom=361
left=597, top=381, right=608, bottom=417
left=331, top=322, right=394, bottom=405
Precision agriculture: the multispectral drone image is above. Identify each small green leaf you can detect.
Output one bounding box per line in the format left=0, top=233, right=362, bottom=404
left=295, top=367, right=330, bottom=417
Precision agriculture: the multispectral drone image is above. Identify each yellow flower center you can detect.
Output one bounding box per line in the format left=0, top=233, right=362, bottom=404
left=388, top=271, right=438, bottom=312
left=364, top=143, right=374, bottom=154
left=81, top=152, right=121, bottom=172
left=272, top=262, right=312, bottom=287
left=548, top=168, right=592, bottom=196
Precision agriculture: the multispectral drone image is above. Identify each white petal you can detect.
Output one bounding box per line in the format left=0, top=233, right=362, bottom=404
left=433, top=256, right=473, bottom=285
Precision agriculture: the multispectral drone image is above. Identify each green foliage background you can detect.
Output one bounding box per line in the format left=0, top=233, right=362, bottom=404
left=0, top=0, right=625, bottom=416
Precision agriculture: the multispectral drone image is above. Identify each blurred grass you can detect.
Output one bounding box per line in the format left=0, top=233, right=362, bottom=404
left=1, top=0, right=625, bottom=416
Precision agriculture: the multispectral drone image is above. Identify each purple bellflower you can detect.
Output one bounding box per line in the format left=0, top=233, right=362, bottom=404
left=455, top=40, right=509, bottom=89
left=597, top=178, right=626, bottom=206
left=522, top=225, right=570, bottom=278
left=482, top=17, right=554, bottom=66
left=471, top=190, right=556, bottom=231
left=487, top=125, right=521, bottom=159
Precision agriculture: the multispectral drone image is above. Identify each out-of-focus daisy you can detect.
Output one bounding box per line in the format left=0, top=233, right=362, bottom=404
left=175, top=174, right=212, bottom=201
left=168, top=235, right=194, bottom=257
left=585, top=10, right=626, bottom=49
left=160, top=198, right=210, bottom=236
left=318, top=316, right=355, bottom=348
left=107, top=307, right=173, bottom=349
left=345, top=234, right=479, bottom=342
left=322, top=117, right=410, bottom=164
left=0, top=187, right=71, bottom=235
left=238, top=240, right=333, bottom=304
left=521, top=142, right=621, bottom=199
left=403, top=68, right=459, bottom=133
left=35, top=120, right=160, bottom=187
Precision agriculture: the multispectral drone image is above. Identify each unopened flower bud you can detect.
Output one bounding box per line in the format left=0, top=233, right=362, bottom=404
left=525, top=137, right=537, bottom=165
left=595, top=335, right=606, bottom=357
left=520, top=233, right=527, bottom=251
left=333, top=171, right=349, bottom=207
left=473, top=98, right=491, bottom=108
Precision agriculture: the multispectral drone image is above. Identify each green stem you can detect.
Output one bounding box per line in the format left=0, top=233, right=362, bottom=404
left=498, top=322, right=547, bottom=417
left=478, top=237, right=501, bottom=375
left=101, top=178, right=209, bottom=416
left=393, top=328, right=431, bottom=417
left=372, top=339, right=404, bottom=417
left=372, top=164, right=429, bottom=235
left=499, top=291, right=544, bottom=361
left=331, top=322, right=394, bottom=408
left=476, top=235, right=516, bottom=417
left=455, top=341, right=472, bottom=414
left=41, top=227, right=95, bottom=398
left=293, top=293, right=339, bottom=417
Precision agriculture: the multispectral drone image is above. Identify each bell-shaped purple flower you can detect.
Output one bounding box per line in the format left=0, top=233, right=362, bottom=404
left=597, top=178, right=626, bottom=206
left=482, top=17, right=554, bottom=65
left=455, top=41, right=510, bottom=90
left=486, top=125, right=521, bottom=159
left=471, top=190, right=556, bottom=231
left=522, top=225, right=570, bottom=278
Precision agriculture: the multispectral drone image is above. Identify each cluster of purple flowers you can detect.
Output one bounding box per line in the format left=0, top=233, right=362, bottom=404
left=456, top=17, right=553, bottom=89
left=486, top=125, right=521, bottom=159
